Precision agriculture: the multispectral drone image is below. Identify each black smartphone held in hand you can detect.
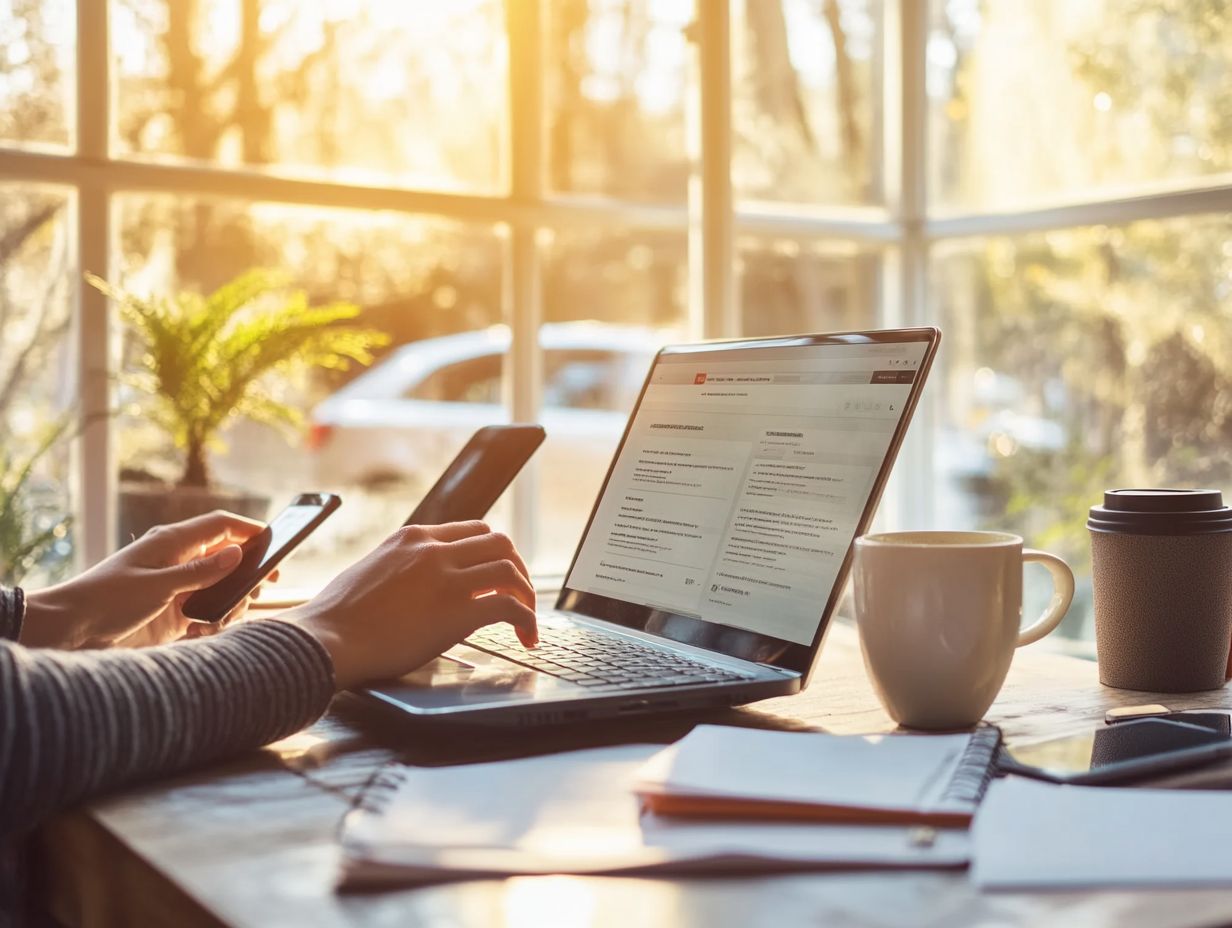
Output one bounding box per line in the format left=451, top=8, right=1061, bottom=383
left=1002, top=717, right=1232, bottom=785
left=404, top=424, right=545, bottom=526
left=182, top=493, right=342, bottom=623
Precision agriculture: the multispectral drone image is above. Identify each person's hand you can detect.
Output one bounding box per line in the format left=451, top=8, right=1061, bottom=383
left=285, top=521, right=538, bottom=690
left=115, top=566, right=277, bottom=648
left=20, top=510, right=264, bottom=650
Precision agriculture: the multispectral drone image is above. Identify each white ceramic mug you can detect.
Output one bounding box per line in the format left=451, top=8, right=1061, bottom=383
left=852, top=531, right=1075, bottom=730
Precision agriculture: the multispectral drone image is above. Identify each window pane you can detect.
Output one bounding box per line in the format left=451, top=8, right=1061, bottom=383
left=739, top=238, right=880, bottom=336
left=544, top=0, right=691, bottom=203
left=930, top=1, right=1232, bottom=211
left=732, top=0, right=882, bottom=207
left=113, top=194, right=505, bottom=585
left=0, top=185, right=75, bottom=585
left=0, top=0, right=75, bottom=149
left=536, top=227, right=687, bottom=573
left=931, top=215, right=1232, bottom=646
left=111, top=0, right=506, bottom=191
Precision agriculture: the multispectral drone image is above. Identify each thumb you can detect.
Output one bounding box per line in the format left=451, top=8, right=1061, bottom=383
left=163, top=544, right=244, bottom=593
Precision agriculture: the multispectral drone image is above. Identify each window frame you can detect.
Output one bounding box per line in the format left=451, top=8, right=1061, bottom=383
left=0, top=0, right=1230, bottom=568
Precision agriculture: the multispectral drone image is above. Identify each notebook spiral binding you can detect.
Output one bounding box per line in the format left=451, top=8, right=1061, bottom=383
left=334, top=764, right=409, bottom=852
left=940, top=725, right=1003, bottom=807
left=335, top=763, right=412, bottom=850
left=354, top=764, right=410, bottom=817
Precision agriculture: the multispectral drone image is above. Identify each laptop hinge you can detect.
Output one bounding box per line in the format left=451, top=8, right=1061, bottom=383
left=758, top=662, right=800, bottom=676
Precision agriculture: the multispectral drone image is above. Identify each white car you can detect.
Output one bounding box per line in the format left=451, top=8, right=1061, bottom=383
left=307, top=322, right=662, bottom=505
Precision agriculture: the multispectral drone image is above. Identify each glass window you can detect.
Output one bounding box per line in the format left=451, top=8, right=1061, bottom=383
left=930, top=0, right=1232, bottom=211
left=407, top=353, right=504, bottom=405
left=931, top=215, right=1232, bottom=644
left=0, top=0, right=75, bottom=150
left=110, top=0, right=506, bottom=191
left=0, top=185, right=75, bottom=586
left=544, top=0, right=691, bottom=203
left=738, top=237, right=880, bottom=336
left=112, top=193, right=506, bottom=584
left=731, top=0, right=882, bottom=207
left=535, top=227, right=687, bottom=573
left=544, top=349, right=643, bottom=412
left=6, top=0, right=1229, bottom=607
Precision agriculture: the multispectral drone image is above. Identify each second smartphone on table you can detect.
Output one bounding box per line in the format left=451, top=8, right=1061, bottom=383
left=404, top=424, right=545, bottom=526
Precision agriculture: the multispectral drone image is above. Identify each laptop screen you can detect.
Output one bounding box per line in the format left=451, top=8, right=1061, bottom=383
left=557, top=329, right=939, bottom=677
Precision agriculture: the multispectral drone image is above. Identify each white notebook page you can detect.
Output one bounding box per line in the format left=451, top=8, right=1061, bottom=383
left=973, top=776, right=1232, bottom=889
left=638, top=725, right=978, bottom=814
left=339, top=743, right=971, bottom=884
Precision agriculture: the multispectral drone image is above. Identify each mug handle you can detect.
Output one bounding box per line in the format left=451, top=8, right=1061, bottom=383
left=1016, top=549, right=1076, bottom=647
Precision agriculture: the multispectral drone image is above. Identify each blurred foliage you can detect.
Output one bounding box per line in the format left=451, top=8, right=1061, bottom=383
left=957, top=218, right=1232, bottom=579
left=1071, top=0, right=1232, bottom=175
left=89, top=269, right=390, bottom=488
left=0, top=0, right=71, bottom=146
left=0, top=182, right=74, bottom=587
left=730, top=0, right=876, bottom=205
left=112, top=0, right=505, bottom=188
left=933, top=1, right=1232, bottom=615
left=0, top=417, right=73, bottom=586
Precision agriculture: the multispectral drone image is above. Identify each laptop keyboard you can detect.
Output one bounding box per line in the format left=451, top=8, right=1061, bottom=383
left=465, top=623, right=751, bottom=690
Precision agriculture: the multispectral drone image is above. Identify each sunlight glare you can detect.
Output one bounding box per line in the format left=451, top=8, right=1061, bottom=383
left=503, top=877, right=600, bottom=928
left=517, top=821, right=645, bottom=858
left=502, top=876, right=684, bottom=928
left=265, top=730, right=329, bottom=763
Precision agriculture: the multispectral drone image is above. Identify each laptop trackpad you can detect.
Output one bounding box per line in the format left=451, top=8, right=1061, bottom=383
left=372, top=644, right=577, bottom=710
left=417, top=654, right=478, bottom=675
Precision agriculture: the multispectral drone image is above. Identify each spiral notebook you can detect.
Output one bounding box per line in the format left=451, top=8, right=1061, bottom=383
left=337, top=738, right=980, bottom=888
left=635, top=725, right=1003, bottom=827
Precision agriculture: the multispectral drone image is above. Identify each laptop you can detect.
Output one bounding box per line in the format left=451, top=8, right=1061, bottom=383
left=361, top=327, right=941, bottom=727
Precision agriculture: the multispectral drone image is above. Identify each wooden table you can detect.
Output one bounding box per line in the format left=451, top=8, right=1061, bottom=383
left=32, top=619, right=1232, bottom=928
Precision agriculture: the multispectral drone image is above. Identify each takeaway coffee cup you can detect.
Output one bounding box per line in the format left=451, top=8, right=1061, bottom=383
left=853, top=531, right=1075, bottom=730
left=1088, top=488, right=1232, bottom=692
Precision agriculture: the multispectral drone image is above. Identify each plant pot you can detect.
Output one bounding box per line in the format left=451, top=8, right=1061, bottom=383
left=117, top=483, right=271, bottom=549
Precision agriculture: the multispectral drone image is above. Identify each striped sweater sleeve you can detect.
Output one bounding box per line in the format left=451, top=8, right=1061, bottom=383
left=0, top=588, right=21, bottom=642
left=0, top=619, right=335, bottom=838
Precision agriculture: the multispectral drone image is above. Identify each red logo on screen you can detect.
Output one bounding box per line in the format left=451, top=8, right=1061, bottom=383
left=694, top=373, right=707, bottom=384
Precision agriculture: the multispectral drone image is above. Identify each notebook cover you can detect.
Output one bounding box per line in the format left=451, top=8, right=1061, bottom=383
left=337, top=745, right=973, bottom=887
left=638, top=725, right=1002, bottom=827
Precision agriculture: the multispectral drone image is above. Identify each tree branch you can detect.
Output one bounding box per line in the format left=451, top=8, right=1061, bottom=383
left=823, top=0, right=863, bottom=185
left=0, top=203, right=59, bottom=268
left=0, top=231, right=71, bottom=413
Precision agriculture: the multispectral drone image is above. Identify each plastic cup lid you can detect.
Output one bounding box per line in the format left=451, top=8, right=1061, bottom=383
left=1088, top=488, right=1232, bottom=535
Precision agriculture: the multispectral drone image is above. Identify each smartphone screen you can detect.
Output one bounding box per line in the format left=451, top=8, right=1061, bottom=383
left=182, top=493, right=340, bottom=622
left=405, top=425, right=545, bottom=526
left=1006, top=718, right=1227, bottom=779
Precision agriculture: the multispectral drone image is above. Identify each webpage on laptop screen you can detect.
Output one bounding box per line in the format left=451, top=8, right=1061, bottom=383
left=566, top=341, right=928, bottom=645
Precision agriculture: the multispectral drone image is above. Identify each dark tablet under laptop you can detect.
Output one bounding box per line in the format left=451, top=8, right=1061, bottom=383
left=361, top=327, right=941, bottom=727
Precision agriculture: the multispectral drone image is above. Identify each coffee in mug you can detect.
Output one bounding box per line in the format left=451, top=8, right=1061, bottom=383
left=1088, top=488, right=1232, bottom=692
left=853, top=531, right=1074, bottom=730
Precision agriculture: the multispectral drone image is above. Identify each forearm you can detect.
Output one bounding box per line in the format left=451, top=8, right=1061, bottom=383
left=0, top=620, right=334, bottom=837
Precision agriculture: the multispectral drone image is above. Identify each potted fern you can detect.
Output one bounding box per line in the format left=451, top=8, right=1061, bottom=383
left=87, top=269, right=388, bottom=542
